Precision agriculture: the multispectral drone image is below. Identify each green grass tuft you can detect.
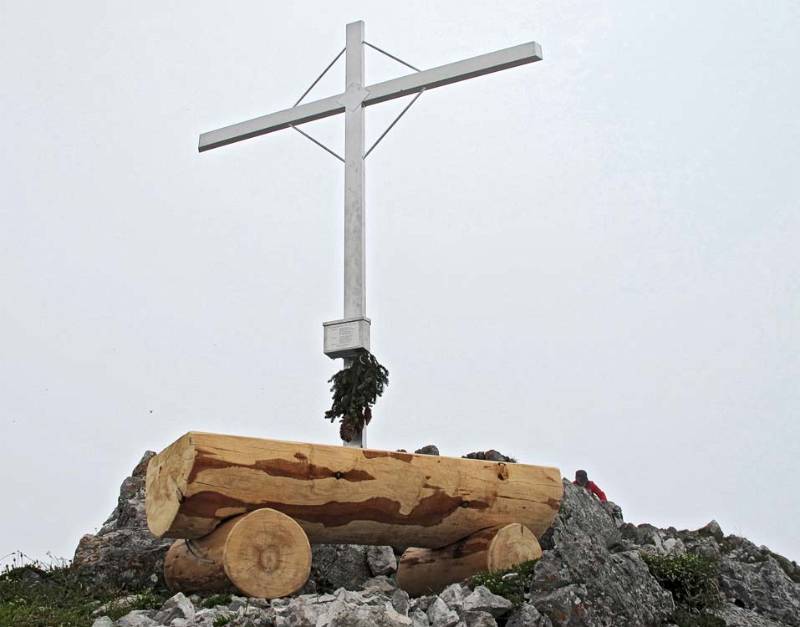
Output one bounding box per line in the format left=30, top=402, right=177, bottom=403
left=0, top=554, right=166, bottom=627
left=202, top=593, right=233, bottom=608
left=470, top=559, right=539, bottom=606
left=640, top=552, right=720, bottom=611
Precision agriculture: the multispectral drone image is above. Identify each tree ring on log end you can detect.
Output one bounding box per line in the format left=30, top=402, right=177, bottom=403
left=486, top=522, right=542, bottom=571
left=222, top=508, right=312, bottom=599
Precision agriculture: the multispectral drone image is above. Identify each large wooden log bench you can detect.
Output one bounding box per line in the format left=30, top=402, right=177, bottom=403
left=145, top=432, right=562, bottom=597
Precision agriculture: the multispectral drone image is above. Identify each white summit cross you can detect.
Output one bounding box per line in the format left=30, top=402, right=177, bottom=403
left=199, top=21, right=542, bottom=447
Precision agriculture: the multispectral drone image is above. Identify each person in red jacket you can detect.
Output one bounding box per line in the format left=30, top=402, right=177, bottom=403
left=574, top=469, right=607, bottom=502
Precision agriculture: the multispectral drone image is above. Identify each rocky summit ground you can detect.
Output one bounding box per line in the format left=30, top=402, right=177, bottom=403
left=3, top=450, right=799, bottom=626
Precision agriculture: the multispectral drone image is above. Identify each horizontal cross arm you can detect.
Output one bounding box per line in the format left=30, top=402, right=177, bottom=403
left=199, top=93, right=344, bottom=152
left=363, top=41, right=542, bottom=106
left=198, top=41, right=542, bottom=153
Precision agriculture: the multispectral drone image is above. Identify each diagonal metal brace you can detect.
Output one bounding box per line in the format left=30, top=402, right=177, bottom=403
left=364, top=90, right=424, bottom=158
left=363, top=41, right=420, bottom=73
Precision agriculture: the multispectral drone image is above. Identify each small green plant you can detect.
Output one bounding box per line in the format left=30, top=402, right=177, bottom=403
left=325, top=349, right=389, bottom=442
left=213, top=616, right=232, bottom=626
left=641, top=552, right=720, bottom=611
left=470, top=559, right=539, bottom=606
left=203, top=593, right=233, bottom=608
left=0, top=552, right=166, bottom=627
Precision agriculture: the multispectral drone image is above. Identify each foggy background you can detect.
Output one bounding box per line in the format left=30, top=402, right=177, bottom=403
left=1, top=1, right=798, bottom=564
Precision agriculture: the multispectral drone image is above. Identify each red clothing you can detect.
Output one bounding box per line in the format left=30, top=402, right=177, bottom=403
left=574, top=480, right=607, bottom=502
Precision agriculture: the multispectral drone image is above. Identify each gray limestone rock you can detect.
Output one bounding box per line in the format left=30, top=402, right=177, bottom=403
left=439, top=583, right=466, bottom=611
left=318, top=599, right=412, bottom=626
left=392, top=588, right=411, bottom=615
left=505, top=603, right=552, bottom=627
left=91, top=618, right=114, bottom=627
left=461, top=450, right=515, bottom=463
left=461, top=610, right=497, bottom=627
left=427, top=597, right=460, bottom=627
left=532, top=480, right=674, bottom=626
left=154, top=592, right=195, bottom=624
left=368, top=545, right=399, bottom=576
left=274, top=596, right=324, bottom=627
left=72, top=452, right=172, bottom=591
left=410, top=595, right=437, bottom=614
left=410, top=608, right=431, bottom=626
left=309, top=544, right=373, bottom=591
left=115, top=610, right=158, bottom=627
left=414, top=445, right=440, bottom=456
left=713, top=602, right=786, bottom=626
left=719, top=552, right=800, bottom=626
left=363, top=575, right=400, bottom=593
left=461, top=586, right=512, bottom=618
left=701, top=519, right=725, bottom=542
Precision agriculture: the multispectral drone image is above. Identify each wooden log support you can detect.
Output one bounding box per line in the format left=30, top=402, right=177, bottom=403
left=145, top=432, right=563, bottom=550
left=164, top=508, right=312, bottom=599
left=164, top=518, right=237, bottom=595
left=397, top=523, right=542, bottom=596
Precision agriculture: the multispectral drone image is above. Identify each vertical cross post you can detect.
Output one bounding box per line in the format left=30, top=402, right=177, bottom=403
left=344, top=20, right=366, bottom=321
left=343, top=21, right=368, bottom=448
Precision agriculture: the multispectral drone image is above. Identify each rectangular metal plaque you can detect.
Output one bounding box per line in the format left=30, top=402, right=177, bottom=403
left=323, top=317, right=371, bottom=359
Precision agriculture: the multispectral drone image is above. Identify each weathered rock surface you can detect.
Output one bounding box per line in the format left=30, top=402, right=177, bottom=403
left=462, top=450, right=516, bottom=463
left=368, top=545, right=399, bottom=576
left=506, top=602, right=553, bottom=627
left=308, top=544, right=374, bottom=592
left=533, top=480, right=675, bottom=626
left=72, top=452, right=172, bottom=591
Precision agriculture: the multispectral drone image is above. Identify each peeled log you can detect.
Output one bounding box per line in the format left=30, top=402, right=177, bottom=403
left=146, top=432, right=563, bottom=549
left=164, top=517, right=237, bottom=594
left=164, top=508, right=312, bottom=599
left=397, top=523, right=542, bottom=596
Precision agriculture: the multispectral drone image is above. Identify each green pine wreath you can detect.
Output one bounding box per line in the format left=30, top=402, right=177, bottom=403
left=325, top=349, right=389, bottom=442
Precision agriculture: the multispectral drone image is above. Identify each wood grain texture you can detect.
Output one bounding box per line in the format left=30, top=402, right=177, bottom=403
left=146, top=432, right=563, bottom=549
left=397, top=523, right=542, bottom=596
left=163, top=517, right=238, bottom=594
left=163, top=508, right=312, bottom=599
left=223, top=508, right=311, bottom=598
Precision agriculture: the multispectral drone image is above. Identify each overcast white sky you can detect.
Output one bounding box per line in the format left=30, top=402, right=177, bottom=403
left=1, top=1, right=798, bottom=565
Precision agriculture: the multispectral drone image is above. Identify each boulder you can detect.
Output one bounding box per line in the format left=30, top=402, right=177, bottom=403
left=531, top=480, right=674, bottom=626
left=438, top=583, right=466, bottom=611
left=506, top=603, right=553, bottom=627
left=72, top=452, right=172, bottom=591
left=368, top=545, right=399, bottom=576
left=308, top=544, right=379, bottom=592
left=719, top=549, right=800, bottom=626
left=153, top=591, right=195, bottom=624
left=427, top=596, right=459, bottom=627
left=461, top=610, right=497, bottom=627
left=713, top=602, right=786, bottom=627
left=462, top=450, right=516, bottom=463
left=462, top=585, right=512, bottom=617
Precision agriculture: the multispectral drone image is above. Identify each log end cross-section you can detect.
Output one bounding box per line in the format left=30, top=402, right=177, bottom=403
left=164, top=508, right=312, bottom=599
left=397, top=523, right=543, bottom=596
